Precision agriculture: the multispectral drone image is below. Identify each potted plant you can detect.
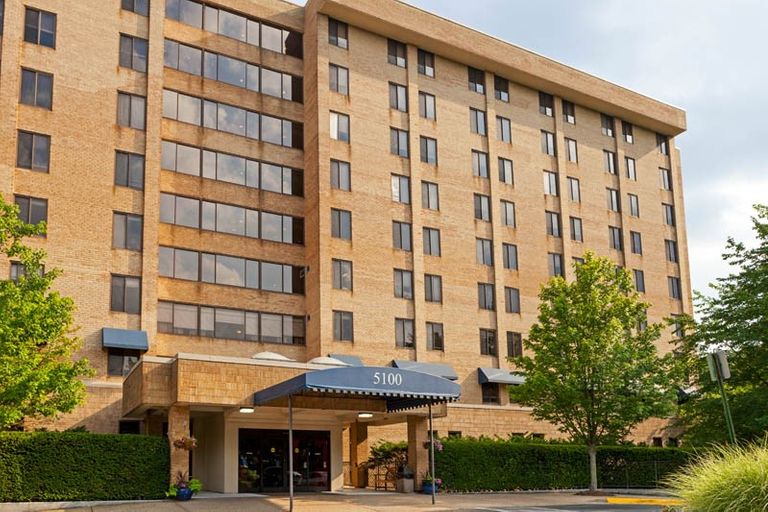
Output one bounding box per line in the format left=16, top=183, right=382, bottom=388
left=166, top=471, right=202, bottom=501
left=421, top=472, right=442, bottom=494
left=395, top=465, right=414, bottom=493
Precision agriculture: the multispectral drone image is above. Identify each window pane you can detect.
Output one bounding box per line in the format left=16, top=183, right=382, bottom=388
left=216, top=255, right=245, bottom=286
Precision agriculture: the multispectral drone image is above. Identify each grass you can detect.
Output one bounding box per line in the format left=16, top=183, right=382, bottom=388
left=665, top=441, right=768, bottom=511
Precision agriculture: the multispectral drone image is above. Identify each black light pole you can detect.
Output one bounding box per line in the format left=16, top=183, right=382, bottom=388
left=428, top=402, right=436, bottom=505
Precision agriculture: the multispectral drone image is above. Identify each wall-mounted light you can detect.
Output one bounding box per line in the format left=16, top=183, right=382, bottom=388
left=239, top=407, right=255, bottom=414
left=358, top=412, right=373, bottom=419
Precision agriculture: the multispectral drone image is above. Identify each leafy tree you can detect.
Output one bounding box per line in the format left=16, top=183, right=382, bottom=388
left=511, top=252, right=680, bottom=491
left=0, top=196, right=92, bottom=430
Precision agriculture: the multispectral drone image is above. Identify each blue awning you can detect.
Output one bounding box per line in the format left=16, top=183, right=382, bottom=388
left=328, top=354, right=364, bottom=366
left=391, top=360, right=458, bottom=381
left=478, top=368, right=526, bottom=385
left=253, top=366, right=461, bottom=412
left=101, top=328, right=148, bottom=351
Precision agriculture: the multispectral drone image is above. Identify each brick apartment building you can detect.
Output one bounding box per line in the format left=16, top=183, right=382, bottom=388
left=0, top=0, right=691, bottom=493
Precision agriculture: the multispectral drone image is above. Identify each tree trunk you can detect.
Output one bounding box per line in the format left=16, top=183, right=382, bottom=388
left=587, top=444, right=598, bottom=492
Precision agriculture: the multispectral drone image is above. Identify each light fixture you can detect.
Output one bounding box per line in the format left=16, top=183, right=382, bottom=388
left=239, top=407, right=255, bottom=414
left=358, top=412, right=373, bottom=419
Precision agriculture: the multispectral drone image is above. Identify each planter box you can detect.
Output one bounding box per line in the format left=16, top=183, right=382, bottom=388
left=396, top=478, right=414, bottom=493
left=422, top=482, right=439, bottom=494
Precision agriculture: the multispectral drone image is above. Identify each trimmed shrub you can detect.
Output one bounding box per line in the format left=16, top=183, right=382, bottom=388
left=434, top=437, right=693, bottom=491
left=0, top=432, right=169, bottom=502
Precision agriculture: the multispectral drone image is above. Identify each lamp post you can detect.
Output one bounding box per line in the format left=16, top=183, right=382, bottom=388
left=705, top=350, right=736, bottom=443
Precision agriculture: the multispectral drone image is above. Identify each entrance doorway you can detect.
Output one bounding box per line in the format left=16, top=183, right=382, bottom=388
left=238, top=428, right=331, bottom=493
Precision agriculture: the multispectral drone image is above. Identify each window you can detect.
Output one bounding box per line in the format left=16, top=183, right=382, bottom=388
left=328, top=18, right=348, bottom=49
left=541, top=130, right=556, bottom=156
left=331, top=208, right=352, bottom=240
left=502, top=243, right=518, bottom=270
left=480, top=329, right=497, bottom=356
left=470, top=108, right=487, bottom=136
left=660, top=168, right=673, bottom=190
left=568, top=177, right=580, bottom=202
left=548, top=253, right=564, bottom=277
left=420, top=136, right=437, bottom=165
left=633, top=269, right=645, bottom=293
left=332, top=259, right=352, bottom=290
left=657, top=133, right=669, bottom=155
left=395, top=318, right=415, bottom=348
left=391, top=174, right=411, bottom=204
left=665, top=239, right=679, bottom=263
left=122, top=0, right=149, bottom=16
left=601, top=113, right=615, bottom=137
left=424, top=274, right=442, bottom=303
left=329, top=64, right=349, bottom=95
left=111, top=275, right=141, bottom=314
left=107, top=348, right=140, bottom=376
left=543, top=171, right=559, bottom=196
left=565, top=138, right=578, bottom=163
left=663, top=203, right=676, bottom=226
left=10, top=261, right=44, bottom=282
left=668, top=276, right=682, bottom=300
left=117, top=92, right=146, bottom=130
left=112, top=213, right=143, bottom=251
left=16, top=131, right=50, bottom=171
left=501, top=201, right=516, bottom=227
left=389, top=82, right=408, bottom=112
left=14, top=195, right=47, bottom=226
left=507, top=332, right=523, bottom=358
left=498, top=158, right=514, bottom=185
left=387, top=39, right=407, bottom=67
left=631, top=231, right=643, bottom=254
left=476, top=238, right=493, bottom=266
left=496, top=116, right=512, bottom=143
left=622, top=121, right=634, bottom=143
left=333, top=311, right=354, bottom=341
left=421, top=181, right=439, bottom=210
left=539, top=92, right=554, bottom=116
left=573, top=257, right=585, bottom=266
left=505, top=287, right=521, bottom=313
left=20, top=69, right=53, bottom=109
left=418, top=91, right=436, bottom=120
left=474, top=194, right=491, bottom=222
left=468, top=66, right=485, bottom=94
left=604, top=150, right=617, bottom=174
left=423, top=227, right=441, bottom=256
left=417, top=49, right=435, bottom=77
left=330, top=111, right=350, bottom=142
left=545, top=211, right=561, bottom=237
left=115, top=151, right=144, bottom=190
left=119, top=34, right=148, bottom=72
left=570, top=217, right=583, bottom=242
left=481, top=383, right=500, bottom=404
left=494, top=75, right=509, bottom=102
left=478, top=283, right=495, bottom=310
left=0, top=0, right=4, bottom=35
left=24, top=7, right=56, bottom=48
left=609, top=226, right=623, bottom=251
left=629, top=194, right=640, bottom=217
left=394, top=269, right=413, bottom=299
left=626, top=157, right=637, bottom=180
left=390, top=128, right=409, bottom=157
left=426, top=322, right=444, bottom=351
left=330, top=159, right=351, bottom=191
left=562, top=100, right=575, bottom=123
left=607, top=188, right=620, bottom=212
left=472, top=150, right=489, bottom=178
left=392, top=221, right=412, bottom=251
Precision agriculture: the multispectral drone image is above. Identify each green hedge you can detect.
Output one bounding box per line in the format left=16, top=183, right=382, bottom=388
left=0, top=432, right=169, bottom=502
left=434, top=438, right=693, bottom=491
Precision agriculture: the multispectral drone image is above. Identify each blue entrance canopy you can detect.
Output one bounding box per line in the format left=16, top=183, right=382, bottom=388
left=391, top=360, right=458, bottom=380
left=252, top=366, right=461, bottom=412
left=101, top=328, right=148, bottom=351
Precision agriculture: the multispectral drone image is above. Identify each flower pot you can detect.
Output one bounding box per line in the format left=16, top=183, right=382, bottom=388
left=421, top=482, right=439, bottom=494
left=175, top=487, right=193, bottom=501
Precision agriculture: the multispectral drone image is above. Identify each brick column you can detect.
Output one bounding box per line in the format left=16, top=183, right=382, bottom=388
left=168, top=405, right=190, bottom=480
left=349, top=421, right=369, bottom=488
left=407, top=415, right=429, bottom=487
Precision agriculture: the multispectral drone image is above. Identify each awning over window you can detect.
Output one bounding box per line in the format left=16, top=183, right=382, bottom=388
left=391, top=360, right=458, bottom=381
left=328, top=354, right=364, bottom=366
left=101, top=328, right=149, bottom=351
left=252, top=366, right=461, bottom=412
left=478, top=368, right=526, bottom=385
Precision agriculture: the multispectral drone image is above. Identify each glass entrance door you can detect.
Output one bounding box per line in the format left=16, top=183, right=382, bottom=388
left=238, top=429, right=330, bottom=493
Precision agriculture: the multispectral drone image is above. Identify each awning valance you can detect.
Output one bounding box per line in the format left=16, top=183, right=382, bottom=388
left=328, top=354, right=364, bottom=366
left=101, top=328, right=148, bottom=351
left=252, top=366, right=461, bottom=412
left=391, top=360, right=458, bottom=381
left=478, top=368, right=526, bottom=385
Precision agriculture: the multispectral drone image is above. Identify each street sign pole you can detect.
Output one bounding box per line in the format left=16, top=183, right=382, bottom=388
left=706, top=351, right=736, bottom=443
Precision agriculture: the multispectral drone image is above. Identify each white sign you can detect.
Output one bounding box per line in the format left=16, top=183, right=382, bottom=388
left=373, top=371, right=403, bottom=386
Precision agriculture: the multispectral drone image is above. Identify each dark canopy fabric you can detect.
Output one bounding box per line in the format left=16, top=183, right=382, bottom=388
left=477, top=367, right=526, bottom=385
left=101, top=327, right=148, bottom=351
left=252, top=366, right=461, bottom=412
left=391, top=359, right=458, bottom=380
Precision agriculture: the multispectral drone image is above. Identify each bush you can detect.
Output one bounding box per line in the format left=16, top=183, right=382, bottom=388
left=0, top=431, right=169, bottom=502
left=434, top=437, right=693, bottom=491
left=665, top=441, right=768, bottom=511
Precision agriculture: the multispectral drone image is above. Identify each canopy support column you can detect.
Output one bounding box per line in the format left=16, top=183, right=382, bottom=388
left=428, top=402, right=436, bottom=504
left=288, top=394, right=294, bottom=512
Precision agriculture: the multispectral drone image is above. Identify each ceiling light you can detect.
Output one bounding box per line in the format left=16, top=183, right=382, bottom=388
left=358, top=412, right=373, bottom=419
left=239, top=407, right=255, bottom=414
